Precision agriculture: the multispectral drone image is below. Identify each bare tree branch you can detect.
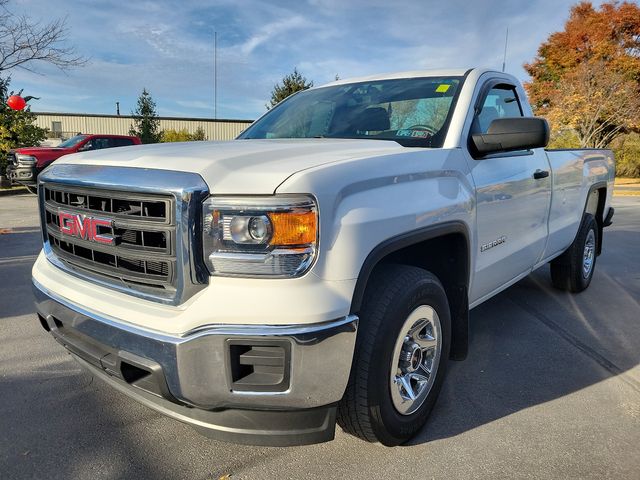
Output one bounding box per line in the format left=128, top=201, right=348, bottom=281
left=0, top=0, right=87, bottom=74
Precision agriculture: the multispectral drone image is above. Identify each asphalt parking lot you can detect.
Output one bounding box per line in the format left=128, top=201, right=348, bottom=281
left=1, top=193, right=638, bottom=480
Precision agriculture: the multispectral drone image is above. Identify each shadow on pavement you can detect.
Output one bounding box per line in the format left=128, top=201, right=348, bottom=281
left=0, top=354, right=289, bottom=479
left=410, top=228, right=640, bottom=445
left=0, top=229, right=40, bottom=318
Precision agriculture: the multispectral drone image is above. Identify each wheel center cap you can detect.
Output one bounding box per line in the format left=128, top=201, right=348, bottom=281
left=401, top=343, right=422, bottom=373
left=411, top=348, right=422, bottom=370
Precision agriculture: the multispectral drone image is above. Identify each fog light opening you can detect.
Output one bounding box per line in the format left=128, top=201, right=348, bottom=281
left=37, top=314, right=50, bottom=332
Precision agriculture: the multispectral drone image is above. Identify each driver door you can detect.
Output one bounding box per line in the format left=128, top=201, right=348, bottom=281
left=465, top=81, right=552, bottom=304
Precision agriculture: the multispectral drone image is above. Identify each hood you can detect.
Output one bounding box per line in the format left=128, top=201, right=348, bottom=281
left=55, top=139, right=408, bottom=194
left=13, top=146, right=69, bottom=155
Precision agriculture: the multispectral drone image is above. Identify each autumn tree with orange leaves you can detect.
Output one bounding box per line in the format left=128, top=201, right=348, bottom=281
left=524, top=1, right=640, bottom=149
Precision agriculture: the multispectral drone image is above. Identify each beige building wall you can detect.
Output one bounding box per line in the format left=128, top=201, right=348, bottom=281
left=33, top=112, right=254, bottom=141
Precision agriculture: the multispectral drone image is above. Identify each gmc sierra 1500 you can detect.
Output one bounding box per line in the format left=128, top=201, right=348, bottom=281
left=32, top=68, right=614, bottom=446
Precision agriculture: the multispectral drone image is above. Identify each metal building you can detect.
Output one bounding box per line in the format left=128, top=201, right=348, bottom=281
left=32, top=112, right=254, bottom=141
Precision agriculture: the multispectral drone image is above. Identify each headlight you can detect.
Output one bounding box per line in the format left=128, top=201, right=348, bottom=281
left=202, top=195, right=318, bottom=278
left=16, top=154, right=36, bottom=165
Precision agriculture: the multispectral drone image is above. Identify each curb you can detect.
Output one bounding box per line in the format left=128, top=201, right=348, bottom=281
left=613, top=191, right=640, bottom=197
left=0, top=187, right=29, bottom=197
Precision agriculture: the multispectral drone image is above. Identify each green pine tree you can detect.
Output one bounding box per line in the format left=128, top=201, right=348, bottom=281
left=267, top=68, right=313, bottom=109
left=129, top=88, right=161, bottom=144
left=191, top=126, right=207, bottom=141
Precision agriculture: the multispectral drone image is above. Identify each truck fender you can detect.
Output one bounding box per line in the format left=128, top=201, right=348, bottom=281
left=350, top=221, right=471, bottom=360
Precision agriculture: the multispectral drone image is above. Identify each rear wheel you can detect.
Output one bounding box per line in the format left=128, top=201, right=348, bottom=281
left=337, top=264, right=451, bottom=445
left=550, top=213, right=598, bottom=292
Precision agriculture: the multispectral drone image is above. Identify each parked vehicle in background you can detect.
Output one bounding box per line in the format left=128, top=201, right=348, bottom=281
left=6, top=134, right=141, bottom=193
left=32, top=68, right=615, bottom=447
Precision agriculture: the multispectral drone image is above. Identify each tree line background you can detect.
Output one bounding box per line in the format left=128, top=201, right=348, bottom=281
left=524, top=1, right=640, bottom=177
left=0, top=0, right=639, bottom=177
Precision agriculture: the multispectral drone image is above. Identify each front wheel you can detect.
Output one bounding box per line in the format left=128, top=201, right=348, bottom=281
left=337, top=264, right=451, bottom=446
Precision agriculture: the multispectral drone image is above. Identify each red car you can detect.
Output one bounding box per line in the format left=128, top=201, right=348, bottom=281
left=6, top=134, right=142, bottom=192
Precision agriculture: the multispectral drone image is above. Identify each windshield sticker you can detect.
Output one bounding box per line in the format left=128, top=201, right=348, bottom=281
left=435, top=84, right=451, bottom=93
left=396, top=129, right=433, bottom=138
left=411, top=130, right=432, bottom=138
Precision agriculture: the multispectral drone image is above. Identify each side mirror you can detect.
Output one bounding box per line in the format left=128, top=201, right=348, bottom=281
left=470, top=117, right=549, bottom=157
left=78, top=143, right=92, bottom=152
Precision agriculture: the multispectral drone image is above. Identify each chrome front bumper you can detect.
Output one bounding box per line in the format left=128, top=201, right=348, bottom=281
left=33, top=279, right=358, bottom=445
left=6, top=162, right=37, bottom=185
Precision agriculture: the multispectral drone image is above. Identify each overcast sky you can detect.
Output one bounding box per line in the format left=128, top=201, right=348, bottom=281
left=8, top=0, right=607, bottom=120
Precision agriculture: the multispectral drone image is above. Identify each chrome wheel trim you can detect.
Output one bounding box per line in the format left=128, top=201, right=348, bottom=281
left=390, top=305, right=442, bottom=416
left=582, top=229, right=596, bottom=279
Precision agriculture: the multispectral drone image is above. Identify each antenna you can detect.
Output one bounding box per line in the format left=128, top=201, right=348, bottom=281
left=214, top=31, right=217, bottom=119
left=502, top=27, right=509, bottom=72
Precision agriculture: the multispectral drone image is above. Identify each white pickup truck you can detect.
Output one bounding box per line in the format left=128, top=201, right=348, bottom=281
left=32, top=68, right=615, bottom=446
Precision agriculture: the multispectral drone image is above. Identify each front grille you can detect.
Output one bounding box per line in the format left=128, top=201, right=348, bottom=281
left=42, top=184, right=176, bottom=294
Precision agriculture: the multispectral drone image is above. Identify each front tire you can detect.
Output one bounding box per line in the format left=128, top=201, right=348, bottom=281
left=550, top=213, right=598, bottom=292
left=337, top=264, right=451, bottom=446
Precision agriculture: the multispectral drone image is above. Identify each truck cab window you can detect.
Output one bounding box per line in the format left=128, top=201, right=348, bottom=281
left=477, top=86, right=523, bottom=133
left=80, top=140, right=94, bottom=151
left=114, top=138, right=134, bottom=147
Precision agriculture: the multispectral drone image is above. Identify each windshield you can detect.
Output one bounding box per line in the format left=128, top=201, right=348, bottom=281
left=58, top=135, right=88, bottom=148
left=239, top=76, right=463, bottom=147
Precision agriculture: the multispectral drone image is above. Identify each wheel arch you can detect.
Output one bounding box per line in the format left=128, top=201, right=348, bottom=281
left=584, top=181, right=607, bottom=256
left=350, top=221, right=471, bottom=361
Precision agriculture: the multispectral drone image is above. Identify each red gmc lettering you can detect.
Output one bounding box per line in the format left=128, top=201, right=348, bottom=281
left=91, top=218, right=114, bottom=245
left=57, top=212, right=114, bottom=245
left=58, top=212, right=75, bottom=236
left=74, top=215, right=92, bottom=240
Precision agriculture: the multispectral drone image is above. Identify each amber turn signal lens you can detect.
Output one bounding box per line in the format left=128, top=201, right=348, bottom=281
left=268, top=210, right=317, bottom=246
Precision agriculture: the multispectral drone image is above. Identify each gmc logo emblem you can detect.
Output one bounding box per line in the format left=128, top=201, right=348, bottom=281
left=58, top=211, right=115, bottom=246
